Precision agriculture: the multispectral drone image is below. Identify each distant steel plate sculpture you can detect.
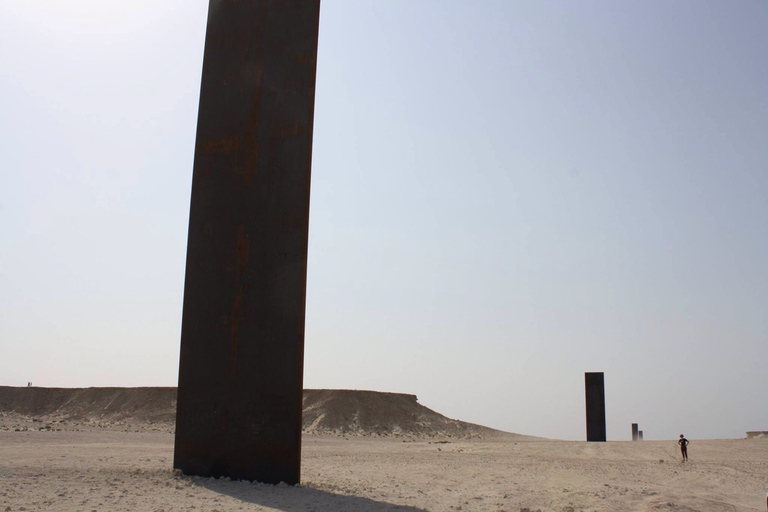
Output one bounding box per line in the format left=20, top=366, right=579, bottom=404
left=585, top=372, right=606, bottom=442
left=174, top=0, right=321, bottom=485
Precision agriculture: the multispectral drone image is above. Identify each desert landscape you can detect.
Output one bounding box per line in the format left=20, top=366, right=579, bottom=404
left=1, top=386, right=767, bottom=512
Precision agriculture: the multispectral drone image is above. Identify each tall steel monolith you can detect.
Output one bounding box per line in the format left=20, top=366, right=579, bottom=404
left=632, top=423, right=639, bottom=441
left=585, top=372, right=606, bottom=442
left=173, top=0, right=321, bottom=485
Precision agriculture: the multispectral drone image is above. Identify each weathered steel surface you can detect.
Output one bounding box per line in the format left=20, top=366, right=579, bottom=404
left=174, top=0, right=320, bottom=485
left=585, top=372, right=606, bottom=442
left=631, top=422, right=639, bottom=441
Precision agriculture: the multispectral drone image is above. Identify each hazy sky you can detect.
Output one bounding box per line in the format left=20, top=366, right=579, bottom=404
left=1, top=1, right=766, bottom=441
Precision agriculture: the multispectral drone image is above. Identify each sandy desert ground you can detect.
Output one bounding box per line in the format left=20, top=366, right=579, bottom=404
left=2, top=427, right=767, bottom=512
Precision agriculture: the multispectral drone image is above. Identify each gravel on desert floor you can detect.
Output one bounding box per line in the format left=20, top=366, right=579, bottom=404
left=1, top=431, right=767, bottom=512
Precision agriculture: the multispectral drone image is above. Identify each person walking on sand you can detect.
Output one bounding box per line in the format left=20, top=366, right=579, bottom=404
left=678, top=434, right=689, bottom=462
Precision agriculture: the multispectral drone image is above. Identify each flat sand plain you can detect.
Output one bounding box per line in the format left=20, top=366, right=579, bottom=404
left=1, top=429, right=767, bottom=512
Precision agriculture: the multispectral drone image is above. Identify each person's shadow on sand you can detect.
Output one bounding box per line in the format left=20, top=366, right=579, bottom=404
left=195, top=477, right=429, bottom=512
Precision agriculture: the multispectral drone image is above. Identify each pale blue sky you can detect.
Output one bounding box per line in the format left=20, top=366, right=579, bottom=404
left=1, top=1, right=766, bottom=441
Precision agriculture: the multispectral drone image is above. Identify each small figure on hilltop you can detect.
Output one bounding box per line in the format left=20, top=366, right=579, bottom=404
left=678, top=434, right=689, bottom=462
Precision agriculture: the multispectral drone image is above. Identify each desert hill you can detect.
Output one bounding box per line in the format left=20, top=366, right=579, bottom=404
left=0, top=386, right=531, bottom=440
left=0, top=386, right=177, bottom=423
left=301, top=389, right=517, bottom=438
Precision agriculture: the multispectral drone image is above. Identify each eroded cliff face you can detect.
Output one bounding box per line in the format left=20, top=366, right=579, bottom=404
left=0, top=386, right=178, bottom=423
left=301, top=389, right=512, bottom=439
left=0, top=386, right=530, bottom=439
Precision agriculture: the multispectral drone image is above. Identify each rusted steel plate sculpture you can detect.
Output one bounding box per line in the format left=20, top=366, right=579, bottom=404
left=585, top=372, right=606, bottom=442
left=174, top=0, right=320, bottom=485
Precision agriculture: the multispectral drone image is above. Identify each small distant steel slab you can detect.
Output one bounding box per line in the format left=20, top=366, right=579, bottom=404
left=174, top=0, right=321, bottom=485
left=585, top=372, right=606, bottom=442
